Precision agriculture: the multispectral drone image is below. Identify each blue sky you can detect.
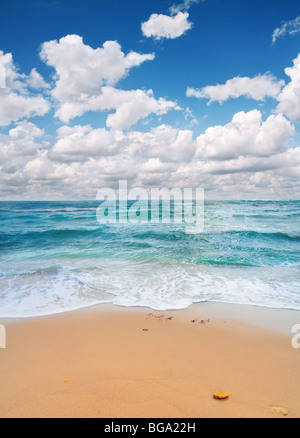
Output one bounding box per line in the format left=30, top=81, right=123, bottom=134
left=0, top=0, right=300, bottom=199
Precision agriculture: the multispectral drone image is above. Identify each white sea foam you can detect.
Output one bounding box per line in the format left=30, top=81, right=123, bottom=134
left=0, top=260, right=299, bottom=317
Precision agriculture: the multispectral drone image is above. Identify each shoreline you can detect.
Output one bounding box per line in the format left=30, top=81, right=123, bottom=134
left=1, top=302, right=300, bottom=418
left=1, top=300, right=299, bottom=334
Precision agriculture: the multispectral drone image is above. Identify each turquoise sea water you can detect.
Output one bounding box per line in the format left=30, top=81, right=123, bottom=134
left=0, top=200, right=300, bottom=317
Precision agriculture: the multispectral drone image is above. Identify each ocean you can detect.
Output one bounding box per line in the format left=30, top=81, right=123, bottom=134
left=0, top=200, right=300, bottom=317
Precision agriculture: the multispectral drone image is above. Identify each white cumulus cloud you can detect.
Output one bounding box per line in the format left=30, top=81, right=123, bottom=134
left=0, top=51, right=50, bottom=126
left=187, top=74, right=284, bottom=104
left=54, top=86, right=180, bottom=129
left=50, top=125, right=121, bottom=162
left=39, top=34, right=179, bottom=128
left=0, top=121, right=48, bottom=180
left=141, top=11, right=193, bottom=40
left=40, top=35, right=154, bottom=104
left=0, top=113, right=298, bottom=199
left=195, top=110, right=294, bottom=160
left=276, top=53, right=300, bottom=122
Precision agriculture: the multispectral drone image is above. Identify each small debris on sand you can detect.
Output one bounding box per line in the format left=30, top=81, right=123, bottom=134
left=271, top=406, right=288, bottom=416
left=146, top=313, right=173, bottom=321
left=190, top=318, right=210, bottom=324
left=213, top=390, right=230, bottom=399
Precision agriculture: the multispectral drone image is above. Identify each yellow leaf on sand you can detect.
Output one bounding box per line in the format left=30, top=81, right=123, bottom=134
left=64, top=380, right=71, bottom=383
left=213, top=390, right=229, bottom=399
left=272, top=406, right=288, bottom=416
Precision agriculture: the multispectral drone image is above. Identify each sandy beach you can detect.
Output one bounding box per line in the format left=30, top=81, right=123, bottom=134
left=0, top=302, right=299, bottom=418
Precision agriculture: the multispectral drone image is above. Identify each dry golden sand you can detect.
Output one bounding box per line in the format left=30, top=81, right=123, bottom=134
left=0, top=302, right=299, bottom=418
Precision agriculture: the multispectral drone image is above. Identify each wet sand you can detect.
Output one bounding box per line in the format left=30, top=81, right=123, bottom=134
left=0, top=302, right=299, bottom=418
